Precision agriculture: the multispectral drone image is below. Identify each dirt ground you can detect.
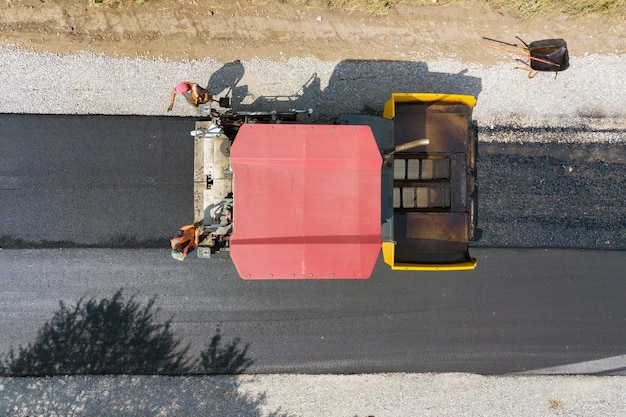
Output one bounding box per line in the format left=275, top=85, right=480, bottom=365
left=0, top=0, right=624, bottom=64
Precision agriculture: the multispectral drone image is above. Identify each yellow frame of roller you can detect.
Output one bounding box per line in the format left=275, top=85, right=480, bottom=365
left=382, top=93, right=477, bottom=271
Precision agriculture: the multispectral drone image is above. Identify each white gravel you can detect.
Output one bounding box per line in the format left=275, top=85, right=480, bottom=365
left=2, top=47, right=625, bottom=134
left=2, top=46, right=625, bottom=415
left=1, top=373, right=626, bottom=417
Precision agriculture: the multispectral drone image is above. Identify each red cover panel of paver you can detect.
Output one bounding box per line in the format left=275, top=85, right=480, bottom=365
left=230, top=124, right=381, bottom=279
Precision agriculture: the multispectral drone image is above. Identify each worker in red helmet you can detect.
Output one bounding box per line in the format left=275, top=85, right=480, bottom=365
left=167, top=81, right=211, bottom=111
left=170, top=222, right=201, bottom=261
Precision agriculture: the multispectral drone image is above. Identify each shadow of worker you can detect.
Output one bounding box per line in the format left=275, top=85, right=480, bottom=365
left=207, top=60, right=247, bottom=108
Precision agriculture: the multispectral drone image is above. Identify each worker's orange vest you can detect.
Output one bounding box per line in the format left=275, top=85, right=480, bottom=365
left=170, top=224, right=199, bottom=254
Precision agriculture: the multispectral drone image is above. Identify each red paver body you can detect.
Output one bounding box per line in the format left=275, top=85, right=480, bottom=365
left=230, top=124, right=381, bottom=279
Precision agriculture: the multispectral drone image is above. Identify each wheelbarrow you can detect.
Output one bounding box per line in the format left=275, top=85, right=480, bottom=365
left=481, top=36, right=569, bottom=77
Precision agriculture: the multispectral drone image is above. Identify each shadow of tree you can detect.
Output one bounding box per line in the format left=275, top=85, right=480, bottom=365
left=0, top=290, right=287, bottom=416
left=0, top=289, right=253, bottom=376
left=201, top=327, right=253, bottom=375
left=0, top=375, right=289, bottom=416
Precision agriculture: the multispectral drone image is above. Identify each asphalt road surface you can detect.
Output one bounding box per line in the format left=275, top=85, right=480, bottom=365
left=1, top=114, right=625, bottom=376
left=1, top=114, right=625, bottom=249
left=1, top=247, right=625, bottom=375
left=0, top=114, right=194, bottom=247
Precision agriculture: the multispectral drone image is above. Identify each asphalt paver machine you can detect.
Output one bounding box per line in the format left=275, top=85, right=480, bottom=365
left=186, top=93, right=478, bottom=279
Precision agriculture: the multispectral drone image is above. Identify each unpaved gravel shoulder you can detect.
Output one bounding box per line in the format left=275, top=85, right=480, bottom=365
left=1, top=0, right=625, bottom=129
left=1, top=373, right=625, bottom=416
left=1, top=48, right=625, bottom=131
